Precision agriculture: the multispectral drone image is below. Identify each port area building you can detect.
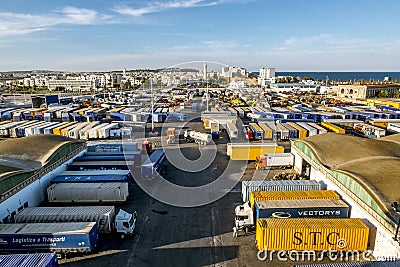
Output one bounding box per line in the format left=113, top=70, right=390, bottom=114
left=291, top=133, right=400, bottom=259
left=0, top=135, right=85, bottom=223
left=338, top=83, right=400, bottom=99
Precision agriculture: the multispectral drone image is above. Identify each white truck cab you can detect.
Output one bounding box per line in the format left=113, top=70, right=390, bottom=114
left=234, top=202, right=255, bottom=232
left=115, top=209, right=137, bottom=238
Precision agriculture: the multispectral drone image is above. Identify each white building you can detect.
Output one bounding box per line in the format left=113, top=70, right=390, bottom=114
left=258, top=67, right=276, bottom=87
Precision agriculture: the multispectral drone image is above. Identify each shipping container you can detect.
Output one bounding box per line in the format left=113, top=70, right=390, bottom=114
left=0, top=222, right=98, bottom=254
left=43, top=122, right=68, bottom=135
left=78, top=121, right=100, bottom=140
left=276, top=122, right=290, bottom=140
left=47, top=182, right=129, bottom=203
left=67, top=160, right=132, bottom=171
left=281, top=122, right=298, bottom=138
left=297, top=122, right=318, bottom=136
left=68, top=122, right=89, bottom=139
left=227, top=143, right=285, bottom=161
left=249, top=123, right=264, bottom=140
left=59, top=170, right=131, bottom=177
left=254, top=199, right=349, bottom=219
left=51, top=173, right=131, bottom=184
left=256, top=218, right=369, bottom=251
left=307, top=122, right=328, bottom=134
left=258, top=122, right=273, bottom=140
left=321, top=122, right=346, bottom=134
left=60, top=123, right=81, bottom=137
left=242, top=180, right=321, bottom=202
left=0, top=253, right=58, bottom=267
left=53, top=122, right=77, bottom=136
left=287, top=122, right=308, bottom=138
left=141, top=149, right=166, bottom=179
left=250, top=190, right=341, bottom=209
left=226, top=122, right=238, bottom=139
left=15, top=206, right=115, bottom=234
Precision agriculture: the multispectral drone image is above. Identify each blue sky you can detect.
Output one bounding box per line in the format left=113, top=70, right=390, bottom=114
left=1, top=0, right=399, bottom=72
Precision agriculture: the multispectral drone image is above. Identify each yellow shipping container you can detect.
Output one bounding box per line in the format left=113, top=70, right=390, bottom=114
left=250, top=190, right=341, bottom=209
left=258, top=123, right=273, bottom=139
left=53, top=122, right=77, bottom=135
left=203, top=119, right=210, bottom=129
left=256, top=218, right=369, bottom=251
left=321, top=122, right=345, bottom=134
left=229, top=144, right=284, bottom=161
left=287, top=122, right=307, bottom=138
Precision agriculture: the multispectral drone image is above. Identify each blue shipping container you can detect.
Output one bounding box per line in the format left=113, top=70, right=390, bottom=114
left=254, top=199, right=349, bottom=219
left=67, top=162, right=130, bottom=171
left=0, top=253, right=58, bottom=267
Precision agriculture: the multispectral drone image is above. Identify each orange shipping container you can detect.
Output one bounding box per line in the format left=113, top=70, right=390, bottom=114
left=250, top=190, right=341, bottom=209
left=256, top=218, right=369, bottom=251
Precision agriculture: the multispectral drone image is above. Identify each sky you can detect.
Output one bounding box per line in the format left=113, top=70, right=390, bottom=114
left=1, top=0, right=400, bottom=72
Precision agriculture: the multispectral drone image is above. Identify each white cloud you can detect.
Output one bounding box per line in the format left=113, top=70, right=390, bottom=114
left=279, top=33, right=369, bottom=51
left=57, top=6, right=112, bottom=25
left=112, top=0, right=222, bottom=17
left=202, top=40, right=238, bottom=49
left=0, top=7, right=113, bottom=38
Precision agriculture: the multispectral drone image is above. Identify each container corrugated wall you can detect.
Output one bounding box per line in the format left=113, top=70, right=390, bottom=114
left=0, top=253, right=58, bottom=267
left=250, top=190, right=341, bottom=209
left=242, top=180, right=321, bottom=202
left=321, top=122, right=346, bottom=134
left=256, top=218, right=369, bottom=251
left=230, top=145, right=285, bottom=160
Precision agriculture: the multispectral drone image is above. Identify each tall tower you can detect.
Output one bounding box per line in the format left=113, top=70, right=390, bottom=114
left=203, top=62, right=207, bottom=81
left=123, top=67, right=126, bottom=77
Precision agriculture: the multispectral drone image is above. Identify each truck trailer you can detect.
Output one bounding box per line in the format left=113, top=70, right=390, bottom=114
left=255, top=153, right=294, bottom=170
left=0, top=222, right=98, bottom=254
left=14, top=206, right=136, bottom=238
left=47, top=182, right=129, bottom=203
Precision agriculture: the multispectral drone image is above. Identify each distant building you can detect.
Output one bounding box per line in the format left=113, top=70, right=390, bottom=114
left=270, top=83, right=319, bottom=93
left=258, top=67, right=276, bottom=87
left=338, top=83, right=400, bottom=99
left=48, top=79, right=94, bottom=92
left=221, top=66, right=247, bottom=78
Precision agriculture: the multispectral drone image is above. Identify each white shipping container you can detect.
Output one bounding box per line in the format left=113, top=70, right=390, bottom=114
left=241, top=180, right=321, bottom=202
left=47, top=182, right=129, bottom=203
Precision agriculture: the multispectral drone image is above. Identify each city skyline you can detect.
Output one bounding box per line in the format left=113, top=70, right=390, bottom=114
left=1, top=0, right=400, bottom=72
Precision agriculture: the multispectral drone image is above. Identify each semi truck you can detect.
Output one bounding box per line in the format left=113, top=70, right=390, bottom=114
left=0, top=222, right=98, bottom=255
left=235, top=190, right=341, bottom=233
left=14, top=206, right=136, bottom=238
left=256, top=218, right=369, bottom=251
left=47, top=182, right=129, bottom=204
left=255, top=153, right=294, bottom=170
left=184, top=130, right=212, bottom=145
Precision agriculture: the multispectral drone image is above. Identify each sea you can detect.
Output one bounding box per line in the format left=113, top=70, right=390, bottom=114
left=275, top=72, right=400, bottom=82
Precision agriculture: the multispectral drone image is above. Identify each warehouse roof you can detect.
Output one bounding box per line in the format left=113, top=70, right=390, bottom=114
left=296, top=133, right=400, bottom=216
left=0, top=134, right=78, bottom=173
